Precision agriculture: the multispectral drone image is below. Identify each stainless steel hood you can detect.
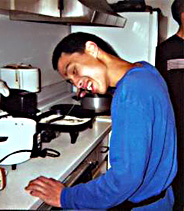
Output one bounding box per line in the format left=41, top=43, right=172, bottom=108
left=77, top=0, right=127, bottom=27
left=5, top=0, right=127, bottom=28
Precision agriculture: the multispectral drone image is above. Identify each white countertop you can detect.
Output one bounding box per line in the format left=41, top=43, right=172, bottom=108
left=0, top=117, right=111, bottom=210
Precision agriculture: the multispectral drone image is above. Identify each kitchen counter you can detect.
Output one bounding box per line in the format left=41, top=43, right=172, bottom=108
left=0, top=116, right=111, bottom=210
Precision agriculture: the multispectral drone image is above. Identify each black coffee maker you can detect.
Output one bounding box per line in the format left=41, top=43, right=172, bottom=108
left=0, top=64, right=41, bottom=118
left=0, top=89, right=38, bottom=118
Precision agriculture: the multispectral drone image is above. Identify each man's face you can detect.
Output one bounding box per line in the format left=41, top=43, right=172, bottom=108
left=57, top=51, right=109, bottom=95
left=181, top=12, right=184, bottom=23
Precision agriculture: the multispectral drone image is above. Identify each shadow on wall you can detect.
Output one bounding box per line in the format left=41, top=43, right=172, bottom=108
left=158, top=12, right=168, bottom=44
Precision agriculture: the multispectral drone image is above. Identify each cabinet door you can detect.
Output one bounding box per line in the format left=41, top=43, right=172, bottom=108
left=0, top=0, right=60, bottom=17
left=15, top=0, right=60, bottom=17
left=87, top=136, right=109, bottom=179
left=0, top=0, right=11, bottom=10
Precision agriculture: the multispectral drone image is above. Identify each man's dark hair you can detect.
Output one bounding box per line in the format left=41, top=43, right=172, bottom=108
left=171, top=0, right=184, bottom=25
left=52, top=32, right=119, bottom=70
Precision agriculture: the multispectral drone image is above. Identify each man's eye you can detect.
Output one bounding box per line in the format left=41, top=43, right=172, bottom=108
left=72, top=68, right=77, bottom=75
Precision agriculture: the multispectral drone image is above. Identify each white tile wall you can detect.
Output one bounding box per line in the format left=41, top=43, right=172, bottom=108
left=0, top=14, right=71, bottom=103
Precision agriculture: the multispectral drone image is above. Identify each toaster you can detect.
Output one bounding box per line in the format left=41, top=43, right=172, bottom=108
left=0, top=64, right=41, bottom=93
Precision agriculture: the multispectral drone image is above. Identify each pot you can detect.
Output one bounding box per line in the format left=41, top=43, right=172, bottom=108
left=80, top=93, right=112, bottom=113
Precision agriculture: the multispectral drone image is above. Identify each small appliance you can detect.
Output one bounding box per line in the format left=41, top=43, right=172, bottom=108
left=0, top=89, right=37, bottom=118
left=0, top=63, right=40, bottom=118
left=0, top=64, right=61, bottom=167
left=0, top=63, right=41, bottom=93
left=0, top=117, right=36, bottom=165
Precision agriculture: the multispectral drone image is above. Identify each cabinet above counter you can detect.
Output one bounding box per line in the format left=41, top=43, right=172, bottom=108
left=0, top=0, right=127, bottom=27
left=0, top=0, right=61, bottom=17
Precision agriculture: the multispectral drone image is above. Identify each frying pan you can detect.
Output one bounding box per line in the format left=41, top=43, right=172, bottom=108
left=80, top=93, right=112, bottom=113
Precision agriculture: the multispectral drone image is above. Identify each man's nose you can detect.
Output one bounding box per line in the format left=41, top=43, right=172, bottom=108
left=72, top=77, right=83, bottom=89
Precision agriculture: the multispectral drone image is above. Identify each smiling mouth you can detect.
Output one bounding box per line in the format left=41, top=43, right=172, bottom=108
left=77, top=81, right=93, bottom=99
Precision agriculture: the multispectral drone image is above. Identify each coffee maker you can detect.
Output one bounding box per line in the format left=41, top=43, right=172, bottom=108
left=0, top=63, right=41, bottom=118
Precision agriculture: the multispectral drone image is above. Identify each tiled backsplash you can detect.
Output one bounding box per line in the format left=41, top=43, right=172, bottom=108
left=37, top=81, right=72, bottom=111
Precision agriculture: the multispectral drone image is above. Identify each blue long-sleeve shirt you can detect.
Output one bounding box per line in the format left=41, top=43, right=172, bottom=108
left=61, top=61, right=177, bottom=210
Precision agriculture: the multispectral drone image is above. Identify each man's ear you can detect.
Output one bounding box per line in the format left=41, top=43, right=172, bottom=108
left=85, top=41, right=98, bottom=58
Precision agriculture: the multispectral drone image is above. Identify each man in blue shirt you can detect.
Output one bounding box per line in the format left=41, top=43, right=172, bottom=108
left=156, top=0, right=184, bottom=210
left=26, top=32, right=177, bottom=210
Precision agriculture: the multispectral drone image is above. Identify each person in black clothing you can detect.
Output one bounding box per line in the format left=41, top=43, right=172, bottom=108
left=156, top=0, right=184, bottom=210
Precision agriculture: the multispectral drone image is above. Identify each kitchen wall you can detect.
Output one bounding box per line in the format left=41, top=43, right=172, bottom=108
left=145, top=0, right=178, bottom=42
left=0, top=0, right=179, bottom=107
left=72, top=11, right=158, bottom=65
left=0, top=13, right=71, bottom=106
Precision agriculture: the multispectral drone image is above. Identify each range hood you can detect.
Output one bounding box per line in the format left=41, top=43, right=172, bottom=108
left=62, top=0, right=127, bottom=27
left=6, top=0, right=127, bottom=28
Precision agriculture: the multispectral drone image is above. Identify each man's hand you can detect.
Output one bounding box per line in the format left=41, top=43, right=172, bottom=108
left=0, top=80, right=10, bottom=97
left=25, top=176, right=65, bottom=208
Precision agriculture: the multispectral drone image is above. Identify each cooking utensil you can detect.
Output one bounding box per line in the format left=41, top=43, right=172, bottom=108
left=49, top=104, right=95, bottom=118
left=80, top=93, right=112, bottom=113
left=76, top=88, right=92, bottom=100
left=47, top=104, right=75, bottom=124
left=36, top=104, right=95, bottom=144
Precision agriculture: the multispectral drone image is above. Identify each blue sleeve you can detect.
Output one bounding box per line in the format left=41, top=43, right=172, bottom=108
left=60, top=86, right=153, bottom=209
